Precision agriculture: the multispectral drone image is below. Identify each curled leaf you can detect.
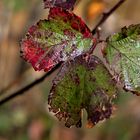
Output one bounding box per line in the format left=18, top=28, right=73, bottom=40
left=48, top=54, right=117, bottom=128
left=21, top=8, right=95, bottom=72
left=104, top=24, right=140, bottom=95
left=43, top=0, right=77, bottom=10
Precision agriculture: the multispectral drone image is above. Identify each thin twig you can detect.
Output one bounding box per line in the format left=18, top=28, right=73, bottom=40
left=92, top=0, right=126, bottom=34
left=0, top=67, right=31, bottom=96
left=0, top=62, right=62, bottom=106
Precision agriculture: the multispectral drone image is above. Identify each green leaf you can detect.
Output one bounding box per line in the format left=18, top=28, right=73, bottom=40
left=48, top=54, right=117, bottom=128
left=104, top=24, right=140, bottom=95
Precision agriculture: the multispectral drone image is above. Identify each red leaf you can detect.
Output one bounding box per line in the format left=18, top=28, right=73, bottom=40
left=49, top=8, right=92, bottom=38
left=21, top=38, right=55, bottom=71
left=21, top=8, right=95, bottom=72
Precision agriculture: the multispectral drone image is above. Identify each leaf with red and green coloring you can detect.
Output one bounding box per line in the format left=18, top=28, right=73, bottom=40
left=43, top=0, right=77, bottom=10
left=21, top=8, right=95, bottom=72
left=48, top=7, right=92, bottom=38
left=48, top=54, right=117, bottom=128
left=103, top=24, right=140, bottom=95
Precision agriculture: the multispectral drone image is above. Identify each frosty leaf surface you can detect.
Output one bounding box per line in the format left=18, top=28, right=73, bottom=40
left=104, top=24, right=140, bottom=95
left=48, top=54, right=117, bottom=128
left=21, top=8, right=94, bottom=72
left=43, top=0, right=77, bottom=10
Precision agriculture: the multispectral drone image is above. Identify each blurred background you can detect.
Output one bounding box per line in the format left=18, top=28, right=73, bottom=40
left=0, top=0, right=140, bottom=140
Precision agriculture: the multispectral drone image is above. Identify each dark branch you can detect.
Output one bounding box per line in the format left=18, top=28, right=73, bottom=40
left=92, top=0, right=126, bottom=34
left=0, top=62, right=62, bottom=106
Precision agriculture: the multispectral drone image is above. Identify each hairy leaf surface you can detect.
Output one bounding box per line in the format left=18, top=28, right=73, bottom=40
left=104, top=24, right=140, bottom=95
left=21, top=8, right=94, bottom=72
left=43, top=0, right=77, bottom=10
left=48, top=54, right=117, bottom=128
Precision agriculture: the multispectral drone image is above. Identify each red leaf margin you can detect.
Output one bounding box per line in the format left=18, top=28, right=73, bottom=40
left=20, top=8, right=95, bottom=72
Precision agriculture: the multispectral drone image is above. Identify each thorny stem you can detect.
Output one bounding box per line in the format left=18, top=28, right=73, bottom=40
left=0, top=0, right=126, bottom=106
left=89, top=0, right=126, bottom=54
left=92, top=0, right=126, bottom=34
